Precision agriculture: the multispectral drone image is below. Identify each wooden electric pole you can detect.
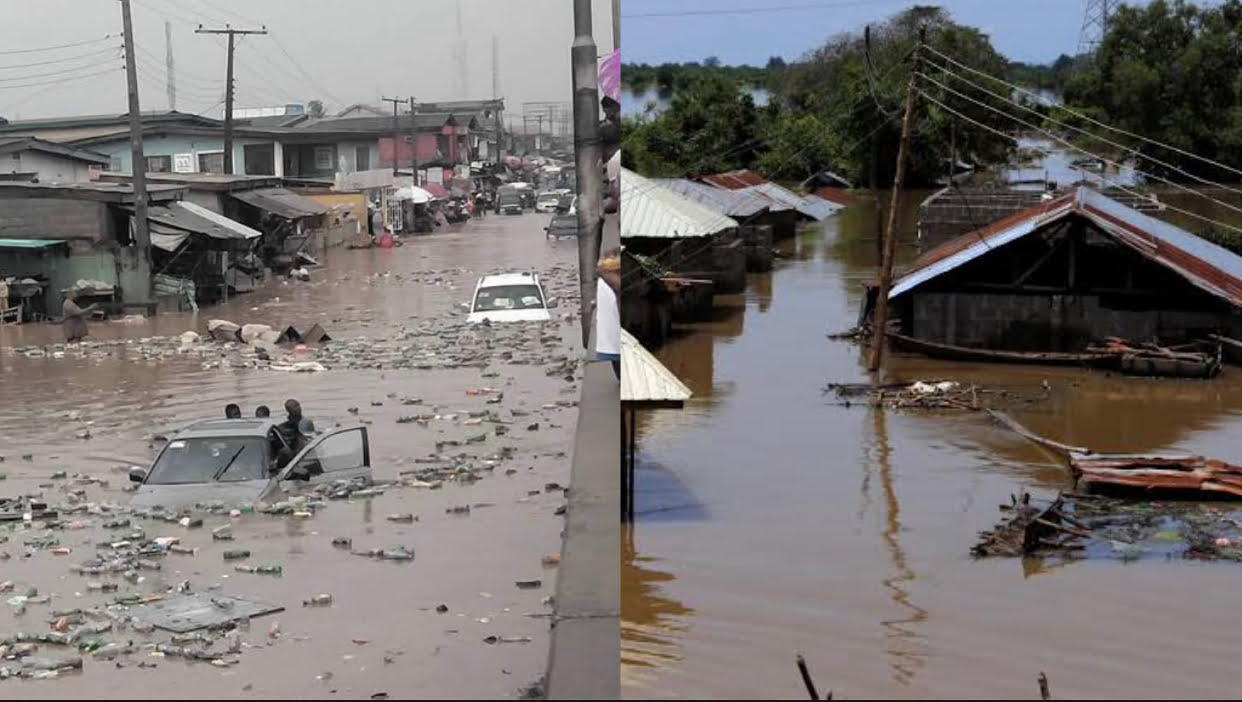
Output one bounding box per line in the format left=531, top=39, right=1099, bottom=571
left=195, top=25, right=267, bottom=174
left=868, top=28, right=924, bottom=373
left=120, top=0, right=151, bottom=303
left=381, top=96, right=404, bottom=176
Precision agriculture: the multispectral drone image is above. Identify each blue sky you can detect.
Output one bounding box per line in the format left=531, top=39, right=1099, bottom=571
left=623, top=0, right=1158, bottom=66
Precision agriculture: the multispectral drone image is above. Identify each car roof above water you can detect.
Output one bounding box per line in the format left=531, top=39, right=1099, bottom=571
left=174, top=418, right=279, bottom=439
left=477, top=272, right=540, bottom=288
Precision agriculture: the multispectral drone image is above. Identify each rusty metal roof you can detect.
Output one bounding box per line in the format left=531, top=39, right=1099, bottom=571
left=700, top=169, right=767, bottom=189
left=890, top=187, right=1242, bottom=308
left=699, top=170, right=843, bottom=220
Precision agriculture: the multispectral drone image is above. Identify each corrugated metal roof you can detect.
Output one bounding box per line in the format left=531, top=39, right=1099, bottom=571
left=620, top=328, right=692, bottom=404
left=739, top=182, right=842, bottom=221
left=651, top=178, right=773, bottom=217
left=890, top=186, right=1242, bottom=308
left=230, top=188, right=328, bottom=219
left=622, top=168, right=737, bottom=239
left=0, top=238, right=67, bottom=249
left=701, top=169, right=767, bottom=189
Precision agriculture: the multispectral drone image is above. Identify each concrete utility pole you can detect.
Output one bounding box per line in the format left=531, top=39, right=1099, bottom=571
left=120, top=0, right=151, bottom=304
left=612, top=0, right=620, bottom=51
left=408, top=96, right=418, bottom=184
left=381, top=96, right=404, bottom=176
left=195, top=25, right=267, bottom=174
left=868, top=28, right=924, bottom=373
left=571, top=0, right=603, bottom=349
left=165, top=21, right=175, bottom=111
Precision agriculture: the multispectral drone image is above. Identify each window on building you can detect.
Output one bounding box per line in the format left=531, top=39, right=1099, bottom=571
left=355, top=146, right=370, bottom=171
left=198, top=151, right=224, bottom=174
left=145, top=155, right=172, bottom=173
left=109, top=156, right=122, bottom=172
left=314, top=146, right=334, bottom=171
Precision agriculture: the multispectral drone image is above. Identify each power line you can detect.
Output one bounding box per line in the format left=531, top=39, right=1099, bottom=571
left=917, top=90, right=1242, bottom=236
left=0, top=45, right=123, bottom=71
left=0, top=35, right=118, bottom=56
left=268, top=33, right=345, bottom=106
left=0, top=57, right=123, bottom=83
left=0, top=66, right=123, bottom=91
left=920, top=56, right=1242, bottom=199
left=193, top=0, right=263, bottom=26
left=921, top=43, right=1242, bottom=182
left=913, top=70, right=1242, bottom=219
left=623, top=0, right=904, bottom=19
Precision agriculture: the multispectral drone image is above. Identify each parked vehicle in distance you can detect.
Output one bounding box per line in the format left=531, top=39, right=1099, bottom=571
left=497, top=191, right=523, bottom=215
left=467, top=272, right=555, bottom=323
left=545, top=212, right=579, bottom=239
left=535, top=191, right=562, bottom=213
left=129, top=419, right=372, bottom=510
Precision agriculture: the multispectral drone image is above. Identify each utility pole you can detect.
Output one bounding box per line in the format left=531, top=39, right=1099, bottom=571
left=381, top=96, right=404, bottom=176
left=165, top=21, right=175, bottom=111
left=571, top=0, right=603, bottom=349
left=868, top=28, right=923, bottom=373
left=612, top=0, right=620, bottom=51
left=492, top=35, right=503, bottom=161
left=408, top=96, right=418, bottom=185
left=536, top=115, right=543, bottom=154
left=195, top=24, right=267, bottom=174
left=120, top=0, right=151, bottom=304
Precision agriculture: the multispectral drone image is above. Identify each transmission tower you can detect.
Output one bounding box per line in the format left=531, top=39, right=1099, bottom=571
left=1077, top=0, right=1114, bottom=55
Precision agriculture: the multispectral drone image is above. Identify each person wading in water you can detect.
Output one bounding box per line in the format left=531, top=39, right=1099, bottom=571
left=61, top=291, right=99, bottom=344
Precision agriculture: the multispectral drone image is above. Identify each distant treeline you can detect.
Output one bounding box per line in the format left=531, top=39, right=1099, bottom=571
left=621, top=57, right=784, bottom=94
left=622, top=54, right=1082, bottom=98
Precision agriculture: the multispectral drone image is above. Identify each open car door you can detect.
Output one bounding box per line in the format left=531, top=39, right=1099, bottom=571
left=261, top=427, right=371, bottom=501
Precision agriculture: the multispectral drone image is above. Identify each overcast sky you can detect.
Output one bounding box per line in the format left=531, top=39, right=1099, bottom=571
left=624, top=0, right=1190, bottom=67
left=0, top=0, right=616, bottom=122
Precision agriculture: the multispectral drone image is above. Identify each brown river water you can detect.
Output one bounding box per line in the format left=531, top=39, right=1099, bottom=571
left=622, top=191, right=1242, bottom=700
left=0, top=212, right=582, bottom=699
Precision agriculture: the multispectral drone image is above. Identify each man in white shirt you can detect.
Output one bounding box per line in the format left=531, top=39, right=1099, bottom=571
left=595, top=248, right=621, bottom=379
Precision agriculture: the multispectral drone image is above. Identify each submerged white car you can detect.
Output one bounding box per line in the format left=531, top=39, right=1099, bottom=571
left=129, top=419, right=372, bottom=510
left=467, top=273, right=554, bottom=323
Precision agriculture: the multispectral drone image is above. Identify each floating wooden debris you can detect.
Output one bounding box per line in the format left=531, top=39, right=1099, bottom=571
left=825, top=380, right=1044, bottom=411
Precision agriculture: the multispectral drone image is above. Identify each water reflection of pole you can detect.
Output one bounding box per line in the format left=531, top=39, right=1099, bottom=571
left=872, top=407, right=928, bottom=686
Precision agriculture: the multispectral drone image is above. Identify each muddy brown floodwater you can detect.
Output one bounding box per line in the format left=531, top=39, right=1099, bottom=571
left=0, top=213, right=583, bottom=699
left=623, top=191, right=1242, bottom=700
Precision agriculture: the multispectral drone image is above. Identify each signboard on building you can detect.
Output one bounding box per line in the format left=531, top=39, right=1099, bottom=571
left=426, top=166, right=444, bottom=185
left=173, top=153, right=194, bottom=173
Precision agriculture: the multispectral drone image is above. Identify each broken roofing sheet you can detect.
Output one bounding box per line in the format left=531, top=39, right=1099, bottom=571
left=889, top=186, right=1242, bottom=309
left=698, top=169, right=843, bottom=220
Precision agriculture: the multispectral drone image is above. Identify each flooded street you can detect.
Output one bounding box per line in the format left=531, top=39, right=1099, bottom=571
left=0, top=212, right=582, bottom=699
left=622, top=194, right=1242, bottom=700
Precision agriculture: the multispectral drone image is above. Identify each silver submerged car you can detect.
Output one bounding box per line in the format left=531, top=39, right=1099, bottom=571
left=129, top=419, right=372, bottom=510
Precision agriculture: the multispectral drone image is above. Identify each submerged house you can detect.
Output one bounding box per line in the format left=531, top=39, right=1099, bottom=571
left=867, top=187, right=1242, bottom=356
left=699, top=169, right=842, bottom=225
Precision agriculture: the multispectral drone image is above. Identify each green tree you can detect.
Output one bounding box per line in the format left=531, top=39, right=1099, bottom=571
left=770, top=5, right=1016, bottom=186
left=621, top=76, right=762, bottom=177
left=704, top=56, right=721, bottom=68
left=1062, top=0, right=1242, bottom=180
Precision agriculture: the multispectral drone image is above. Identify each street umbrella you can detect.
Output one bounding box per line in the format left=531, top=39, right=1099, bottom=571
left=392, top=186, right=433, bottom=203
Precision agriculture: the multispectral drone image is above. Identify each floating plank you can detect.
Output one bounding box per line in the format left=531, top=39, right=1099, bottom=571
left=131, top=593, right=283, bottom=633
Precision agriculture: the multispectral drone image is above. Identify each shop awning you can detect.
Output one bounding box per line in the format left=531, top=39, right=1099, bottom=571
left=0, top=238, right=68, bottom=250
left=230, top=187, right=329, bottom=219
left=126, top=201, right=262, bottom=251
